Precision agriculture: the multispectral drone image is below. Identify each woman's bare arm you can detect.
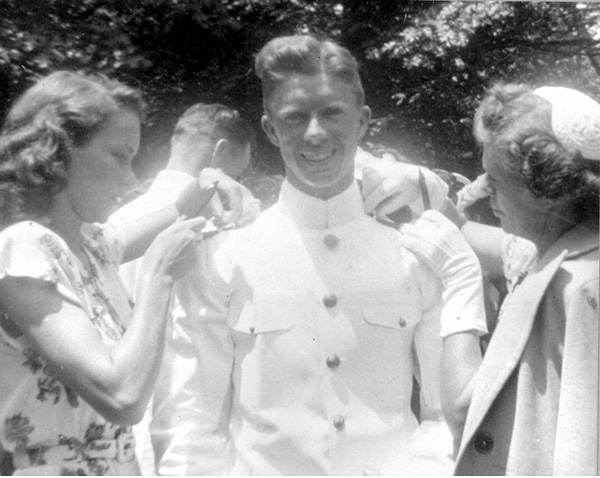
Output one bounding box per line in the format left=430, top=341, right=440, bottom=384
left=0, top=217, right=205, bottom=425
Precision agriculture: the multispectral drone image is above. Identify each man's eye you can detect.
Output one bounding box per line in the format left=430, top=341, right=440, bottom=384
left=284, top=114, right=305, bottom=124
left=323, top=108, right=344, bottom=118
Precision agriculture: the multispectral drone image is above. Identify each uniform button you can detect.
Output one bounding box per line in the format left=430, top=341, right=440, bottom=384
left=326, top=354, right=341, bottom=369
left=323, top=294, right=338, bottom=308
left=398, top=318, right=407, bottom=327
left=473, top=431, right=494, bottom=454
left=323, top=234, right=339, bottom=249
left=249, top=326, right=255, bottom=334
left=332, top=415, right=345, bottom=431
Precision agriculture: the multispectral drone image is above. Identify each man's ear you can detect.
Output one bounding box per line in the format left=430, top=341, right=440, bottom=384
left=211, top=138, right=229, bottom=169
left=261, top=115, right=280, bottom=147
left=357, top=105, right=371, bottom=141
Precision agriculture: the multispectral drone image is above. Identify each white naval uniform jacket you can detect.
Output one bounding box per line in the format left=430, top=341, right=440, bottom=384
left=152, top=180, right=447, bottom=475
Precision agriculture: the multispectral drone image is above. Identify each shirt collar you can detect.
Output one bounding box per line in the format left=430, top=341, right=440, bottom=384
left=278, top=179, right=365, bottom=229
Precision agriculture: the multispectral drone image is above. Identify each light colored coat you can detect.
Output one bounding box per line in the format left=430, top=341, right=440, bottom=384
left=455, top=222, right=599, bottom=475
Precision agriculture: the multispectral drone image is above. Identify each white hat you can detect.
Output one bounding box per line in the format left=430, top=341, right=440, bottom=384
left=534, top=86, right=600, bottom=160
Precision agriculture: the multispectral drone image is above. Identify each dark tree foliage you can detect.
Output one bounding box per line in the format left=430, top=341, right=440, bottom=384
left=360, top=1, right=600, bottom=174
left=0, top=0, right=598, bottom=180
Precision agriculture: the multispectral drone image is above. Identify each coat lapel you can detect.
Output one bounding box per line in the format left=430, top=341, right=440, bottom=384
left=456, top=247, right=567, bottom=461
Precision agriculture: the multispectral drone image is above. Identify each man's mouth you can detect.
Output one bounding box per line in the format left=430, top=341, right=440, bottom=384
left=301, top=150, right=335, bottom=162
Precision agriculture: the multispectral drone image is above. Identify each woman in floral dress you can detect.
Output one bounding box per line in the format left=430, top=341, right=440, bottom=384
left=0, top=71, right=210, bottom=475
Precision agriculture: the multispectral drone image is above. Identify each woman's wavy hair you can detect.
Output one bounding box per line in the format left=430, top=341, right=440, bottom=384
left=255, top=34, right=365, bottom=113
left=474, top=83, right=599, bottom=221
left=0, top=70, right=146, bottom=226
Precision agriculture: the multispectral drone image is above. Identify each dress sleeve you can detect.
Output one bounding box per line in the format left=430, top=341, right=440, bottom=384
left=0, top=222, right=83, bottom=308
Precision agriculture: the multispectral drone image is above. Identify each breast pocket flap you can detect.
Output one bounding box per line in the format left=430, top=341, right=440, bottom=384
left=363, top=302, right=420, bottom=330
left=233, top=294, right=297, bottom=335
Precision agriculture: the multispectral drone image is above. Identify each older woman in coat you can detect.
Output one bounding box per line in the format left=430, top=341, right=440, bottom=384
left=453, top=84, right=599, bottom=475
left=363, top=84, right=599, bottom=475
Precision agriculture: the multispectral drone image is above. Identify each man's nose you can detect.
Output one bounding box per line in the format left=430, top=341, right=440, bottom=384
left=304, top=116, right=327, bottom=143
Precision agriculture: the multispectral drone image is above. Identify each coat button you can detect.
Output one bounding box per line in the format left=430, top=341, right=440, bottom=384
left=332, top=415, right=345, bottom=431
left=473, top=431, right=494, bottom=454
left=326, top=354, right=340, bottom=369
left=398, top=318, right=407, bottom=327
left=323, top=234, right=339, bottom=249
left=323, top=294, right=338, bottom=308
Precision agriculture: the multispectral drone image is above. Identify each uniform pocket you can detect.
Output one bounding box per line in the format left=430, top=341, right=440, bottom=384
left=232, top=290, right=297, bottom=335
left=362, top=296, right=420, bottom=330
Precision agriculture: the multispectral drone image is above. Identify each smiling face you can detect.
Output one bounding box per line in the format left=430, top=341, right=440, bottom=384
left=65, top=108, right=141, bottom=223
left=261, top=73, right=370, bottom=199
left=482, top=143, right=548, bottom=239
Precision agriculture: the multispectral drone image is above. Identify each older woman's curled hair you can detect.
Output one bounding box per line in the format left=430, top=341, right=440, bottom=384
left=0, top=70, right=146, bottom=226
left=473, top=83, right=599, bottom=222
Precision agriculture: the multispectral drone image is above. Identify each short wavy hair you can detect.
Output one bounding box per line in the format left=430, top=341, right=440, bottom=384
left=255, top=34, right=365, bottom=113
left=0, top=70, right=146, bottom=225
left=172, top=102, right=256, bottom=152
left=474, top=83, right=599, bottom=220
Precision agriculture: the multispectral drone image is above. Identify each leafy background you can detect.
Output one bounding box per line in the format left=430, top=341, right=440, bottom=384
left=1, top=0, right=598, bottom=184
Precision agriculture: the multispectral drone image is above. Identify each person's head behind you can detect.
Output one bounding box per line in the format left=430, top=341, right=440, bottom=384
left=170, top=103, right=255, bottom=180
left=255, top=34, right=371, bottom=199
left=474, top=83, right=599, bottom=238
left=0, top=70, right=146, bottom=226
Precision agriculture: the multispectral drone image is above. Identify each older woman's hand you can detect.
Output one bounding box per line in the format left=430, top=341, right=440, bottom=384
left=361, top=161, right=449, bottom=222
left=455, top=173, right=492, bottom=213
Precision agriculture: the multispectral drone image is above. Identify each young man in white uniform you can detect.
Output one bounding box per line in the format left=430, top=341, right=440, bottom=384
left=152, top=35, right=487, bottom=475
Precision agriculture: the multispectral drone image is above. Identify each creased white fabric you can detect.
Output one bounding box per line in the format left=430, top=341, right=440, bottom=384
left=153, top=180, right=454, bottom=475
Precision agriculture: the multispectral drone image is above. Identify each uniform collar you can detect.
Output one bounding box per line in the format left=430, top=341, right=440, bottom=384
left=278, top=180, right=365, bottom=229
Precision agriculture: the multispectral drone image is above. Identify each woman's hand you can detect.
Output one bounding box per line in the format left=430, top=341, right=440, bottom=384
left=144, top=216, right=206, bottom=283
left=361, top=161, right=449, bottom=222
left=198, top=168, right=261, bottom=227
left=115, top=168, right=261, bottom=265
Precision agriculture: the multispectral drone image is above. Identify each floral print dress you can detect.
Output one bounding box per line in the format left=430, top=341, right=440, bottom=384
left=0, top=221, right=139, bottom=475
